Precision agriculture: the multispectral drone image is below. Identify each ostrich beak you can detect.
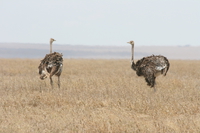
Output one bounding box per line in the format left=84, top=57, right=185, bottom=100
left=127, top=41, right=134, bottom=45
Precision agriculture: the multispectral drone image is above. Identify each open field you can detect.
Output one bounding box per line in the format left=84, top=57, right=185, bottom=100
left=0, top=59, right=200, bottom=132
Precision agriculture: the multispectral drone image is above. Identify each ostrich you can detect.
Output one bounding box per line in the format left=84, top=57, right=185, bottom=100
left=127, top=41, right=170, bottom=90
left=38, top=38, right=63, bottom=88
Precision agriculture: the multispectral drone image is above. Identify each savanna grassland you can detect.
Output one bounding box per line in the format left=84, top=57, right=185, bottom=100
left=0, top=59, right=200, bottom=132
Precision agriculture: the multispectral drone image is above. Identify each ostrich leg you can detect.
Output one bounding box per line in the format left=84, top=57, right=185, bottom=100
left=150, top=76, right=156, bottom=92
left=153, top=82, right=157, bottom=92
left=145, top=75, right=156, bottom=91
left=50, top=75, right=54, bottom=88
left=58, top=76, right=61, bottom=88
left=145, top=78, right=151, bottom=86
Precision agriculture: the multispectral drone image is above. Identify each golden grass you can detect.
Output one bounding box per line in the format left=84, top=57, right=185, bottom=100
left=0, top=59, right=200, bottom=132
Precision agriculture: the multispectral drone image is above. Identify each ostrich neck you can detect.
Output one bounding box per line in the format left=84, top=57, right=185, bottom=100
left=50, top=43, right=52, bottom=54
left=131, top=44, right=136, bottom=71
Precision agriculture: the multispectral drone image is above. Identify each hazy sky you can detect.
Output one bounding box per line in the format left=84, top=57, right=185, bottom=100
left=1, top=0, right=200, bottom=46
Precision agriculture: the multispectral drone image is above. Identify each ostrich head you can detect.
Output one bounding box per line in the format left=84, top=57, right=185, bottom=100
left=127, top=40, right=134, bottom=45
left=50, top=38, right=56, bottom=44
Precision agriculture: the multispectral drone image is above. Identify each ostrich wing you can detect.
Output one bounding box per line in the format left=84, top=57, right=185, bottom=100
left=137, top=55, right=169, bottom=76
left=143, top=55, right=168, bottom=68
left=38, top=52, right=63, bottom=73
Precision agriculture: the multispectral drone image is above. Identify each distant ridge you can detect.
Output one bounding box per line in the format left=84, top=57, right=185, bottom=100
left=0, top=43, right=200, bottom=59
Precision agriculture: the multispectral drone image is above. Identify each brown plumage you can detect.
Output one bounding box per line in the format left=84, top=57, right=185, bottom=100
left=38, top=38, right=63, bottom=88
left=127, top=41, right=170, bottom=89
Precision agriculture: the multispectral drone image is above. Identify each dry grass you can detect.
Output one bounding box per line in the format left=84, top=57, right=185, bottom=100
left=0, top=58, right=200, bottom=132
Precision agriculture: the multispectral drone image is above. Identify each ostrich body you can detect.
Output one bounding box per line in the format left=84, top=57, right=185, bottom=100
left=127, top=41, right=170, bottom=89
left=38, top=38, right=63, bottom=88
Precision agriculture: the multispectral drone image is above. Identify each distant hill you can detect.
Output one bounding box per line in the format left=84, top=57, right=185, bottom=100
left=0, top=43, right=200, bottom=59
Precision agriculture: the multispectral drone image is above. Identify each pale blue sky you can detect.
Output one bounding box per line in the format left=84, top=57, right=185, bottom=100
left=0, top=0, right=199, bottom=46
